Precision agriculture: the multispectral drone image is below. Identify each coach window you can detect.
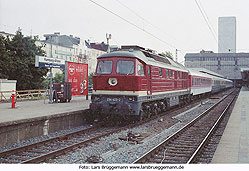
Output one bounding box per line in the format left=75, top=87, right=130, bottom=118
left=166, top=69, right=169, bottom=78
left=169, top=70, right=172, bottom=78
left=137, top=64, right=145, bottom=76
left=116, top=60, right=134, bottom=75
left=159, top=68, right=162, bottom=77
left=97, top=60, right=113, bottom=74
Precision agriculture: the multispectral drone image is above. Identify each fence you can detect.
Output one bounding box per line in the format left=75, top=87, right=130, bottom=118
left=0, top=89, right=48, bottom=102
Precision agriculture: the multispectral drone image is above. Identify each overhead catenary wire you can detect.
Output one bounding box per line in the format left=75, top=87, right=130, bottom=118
left=115, top=0, right=180, bottom=45
left=194, top=0, right=218, bottom=43
left=89, top=0, right=177, bottom=49
left=197, top=0, right=217, bottom=37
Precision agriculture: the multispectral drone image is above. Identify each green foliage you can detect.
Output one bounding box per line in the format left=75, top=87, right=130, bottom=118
left=0, top=35, right=9, bottom=78
left=159, top=51, right=174, bottom=60
left=41, top=70, right=65, bottom=89
left=53, top=71, right=65, bottom=83
left=0, top=29, right=48, bottom=90
left=88, top=72, right=94, bottom=85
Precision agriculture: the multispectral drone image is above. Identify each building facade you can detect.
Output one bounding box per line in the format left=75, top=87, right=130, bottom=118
left=185, top=51, right=249, bottom=84
left=1, top=31, right=109, bottom=76
left=218, top=17, right=236, bottom=53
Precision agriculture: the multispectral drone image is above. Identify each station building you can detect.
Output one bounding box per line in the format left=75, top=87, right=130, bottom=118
left=185, top=51, right=249, bottom=85
left=0, top=31, right=110, bottom=75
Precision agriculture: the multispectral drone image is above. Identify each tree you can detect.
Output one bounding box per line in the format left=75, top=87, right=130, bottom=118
left=88, top=72, right=94, bottom=85
left=0, top=29, right=48, bottom=90
left=41, top=71, right=65, bottom=89
left=0, top=35, right=9, bottom=78
left=159, top=51, right=174, bottom=60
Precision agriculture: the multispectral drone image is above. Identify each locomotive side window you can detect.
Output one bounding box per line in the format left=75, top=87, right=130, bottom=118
left=166, top=69, right=169, bottom=78
left=137, top=64, right=144, bottom=76
left=97, top=60, right=113, bottom=74
left=148, top=67, right=151, bottom=76
left=116, top=60, right=134, bottom=75
left=159, top=68, right=162, bottom=77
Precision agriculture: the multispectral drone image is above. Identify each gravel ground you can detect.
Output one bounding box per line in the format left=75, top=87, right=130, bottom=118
left=0, top=125, right=92, bottom=153
left=46, top=98, right=221, bottom=164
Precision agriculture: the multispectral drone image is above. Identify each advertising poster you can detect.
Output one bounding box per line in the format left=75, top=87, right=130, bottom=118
left=66, top=62, right=88, bottom=96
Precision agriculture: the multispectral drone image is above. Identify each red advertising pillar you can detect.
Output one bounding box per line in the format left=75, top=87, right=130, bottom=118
left=66, top=62, right=88, bottom=96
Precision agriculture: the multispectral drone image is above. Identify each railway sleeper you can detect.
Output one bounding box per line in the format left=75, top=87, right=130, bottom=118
left=165, top=146, right=195, bottom=151
left=149, top=157, right=187, bottom=164
left=156, top=152, right=191, bottom=158
left=161, top=148, right=194, bottom=154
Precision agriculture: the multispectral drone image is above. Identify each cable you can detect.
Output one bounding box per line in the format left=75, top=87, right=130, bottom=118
left=198, top=0, right=217, bottom=38
left=115, top=0, right=179, bottom=44
left=194, top=0, right=217, bottom=43
left=89, top=0, right=177, bottom=49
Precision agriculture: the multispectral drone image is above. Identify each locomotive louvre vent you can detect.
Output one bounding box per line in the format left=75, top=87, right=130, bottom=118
left=108, top=78, right=118, bottom=86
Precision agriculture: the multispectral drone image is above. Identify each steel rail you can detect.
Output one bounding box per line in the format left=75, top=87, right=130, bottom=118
left=0, top=125, right=101, bottom=159
left=0, top=89, right=235, bottom=164
left=133, top=89, right=236, bottom=164
left=187, top=92, right=237, bottom=163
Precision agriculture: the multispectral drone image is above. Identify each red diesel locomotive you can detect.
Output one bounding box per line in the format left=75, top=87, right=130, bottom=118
left=90, top=46, right=191, bottom=121
left=90, top=45, right=233, bottom=121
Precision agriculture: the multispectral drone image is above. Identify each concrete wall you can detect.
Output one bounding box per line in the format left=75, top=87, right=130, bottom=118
left=0, top=79, right=17, bottom=100
left=0, top=110, right=88, bottom=148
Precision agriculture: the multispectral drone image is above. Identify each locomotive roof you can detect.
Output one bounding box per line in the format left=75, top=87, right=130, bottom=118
left=98, top=48, right=188, bottom=72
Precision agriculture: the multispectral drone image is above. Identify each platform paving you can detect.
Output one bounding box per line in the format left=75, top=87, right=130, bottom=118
left=212, top=87, right=249, bottom=163
left=0, top=96, right=90, bottom=125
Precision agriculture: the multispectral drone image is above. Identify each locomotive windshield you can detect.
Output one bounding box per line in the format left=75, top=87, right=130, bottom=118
left=116, top=60, right=134, bottom=75
left=97, top=60, right=113, bottom=74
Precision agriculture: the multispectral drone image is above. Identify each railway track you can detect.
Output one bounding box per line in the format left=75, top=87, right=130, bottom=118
left=133, top=89, right=238, bottom=164
left=0, top=89, right=235, bottom=164
left=0, top=124, right=121, bottom=163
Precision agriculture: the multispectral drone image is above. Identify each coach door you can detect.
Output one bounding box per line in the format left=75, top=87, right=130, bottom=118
left=147, top=66, right=152, bottom=95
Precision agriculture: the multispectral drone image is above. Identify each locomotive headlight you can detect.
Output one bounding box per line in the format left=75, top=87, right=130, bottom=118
left=108, top=78, right=118, bottom=86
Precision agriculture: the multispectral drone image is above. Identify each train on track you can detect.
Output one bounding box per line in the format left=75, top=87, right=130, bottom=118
left=241, top=68, right=249, bottom=87
left=90, top=45, right=233, bottom=121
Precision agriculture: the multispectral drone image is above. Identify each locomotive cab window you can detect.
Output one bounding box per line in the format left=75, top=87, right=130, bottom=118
left=137, top=64, right=144, bottom=76
left=97, top=60, right=113, bottom=74
left=116, top=60, right=134, bottom=75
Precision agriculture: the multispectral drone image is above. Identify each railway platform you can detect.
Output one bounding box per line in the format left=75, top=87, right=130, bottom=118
left=212, top=86, right=249, bottom=163
left=0, top=96, right=90, bottom=148
left=0, top=96, right=90, bottom=125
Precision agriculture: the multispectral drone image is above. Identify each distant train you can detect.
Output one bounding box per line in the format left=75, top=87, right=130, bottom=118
left=241, top=68, right=249, bottom=87
left=90, top=45, right=233, bottom=121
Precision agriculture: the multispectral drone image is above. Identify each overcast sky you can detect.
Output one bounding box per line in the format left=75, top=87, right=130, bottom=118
left=1, top=0, right=249, bottom=63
